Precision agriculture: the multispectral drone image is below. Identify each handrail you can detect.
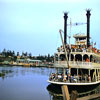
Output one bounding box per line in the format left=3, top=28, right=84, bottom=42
left=54, top=61, right=100, bottom=68
left=55, top=61, right=92, bottom=65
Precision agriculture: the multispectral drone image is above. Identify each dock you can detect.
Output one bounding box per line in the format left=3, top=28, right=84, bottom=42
left=61, top=85, right=100, bottom=100
left=77, top=93, right=100, bottom=100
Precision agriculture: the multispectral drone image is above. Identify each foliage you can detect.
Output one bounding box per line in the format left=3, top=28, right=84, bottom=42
left=0, top=49, right=54, bottom=62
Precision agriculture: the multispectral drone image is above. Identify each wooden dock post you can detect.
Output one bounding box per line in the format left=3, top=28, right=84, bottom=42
left=61, top=85, right=70, bottom=100
left=70, top=90, right=77, bottom=100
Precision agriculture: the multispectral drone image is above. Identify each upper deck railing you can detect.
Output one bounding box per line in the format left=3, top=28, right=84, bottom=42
left=54, top=61, right=100, bottom=69
left=57, top=45, right=100, bottom=56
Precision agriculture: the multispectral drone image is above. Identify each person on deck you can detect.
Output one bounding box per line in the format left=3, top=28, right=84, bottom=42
left=63, top=74, right=67, bottom=82
left=86, top=58, right=89, bottom=62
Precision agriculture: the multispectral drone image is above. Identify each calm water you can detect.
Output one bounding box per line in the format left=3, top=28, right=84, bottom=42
left=0, top=66, right=100, bottom=100
left=0, top=66, right=56, bottom=100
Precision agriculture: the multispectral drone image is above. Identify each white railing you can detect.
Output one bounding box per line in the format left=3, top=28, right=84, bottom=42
left=54, top=61, right=92, bottom=68
left=71, top=61, right=92, bottom=66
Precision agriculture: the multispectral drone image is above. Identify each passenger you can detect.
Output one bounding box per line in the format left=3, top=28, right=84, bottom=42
left=68, top=74, right=70, bottom=82
left=86, top=58, right=89, bottom=62
left=58, top=74, right=62, bottom=81
left=49, top=73, right=54, bottom=81
left=61, top=74, right=64, bottom=82
left=73, top=74, right=77, bottom=82
left=55, top=74, right=58, bottom=80
left=49, top=76, right=52, bottom=81
left=70, top=75, right=73, bottom=82
left=78, top=75, right=81, bottom=82
left=52, top=73, right=56, bottom=80
left=63, top=74, right=67, bottom=82
left=71, top=75, right=74, bottom=82
left=88, top=75, right=91, bottom=82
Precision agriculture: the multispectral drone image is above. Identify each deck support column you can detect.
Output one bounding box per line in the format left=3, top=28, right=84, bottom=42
left=98, top=69, right=100, bottom=81
left=95, top=69, right=97, bottom=81
left=68, top=68, right=71, bottom=76
left=56, top=68, right=58, bottom=74
left=74, top=54, right=75, bottom=64
left=88, top=69, right=91, bottom=82
left=58, top=54, right=60, bottom=61
left=97, top=69, right=99, bottom=81
left=89, top=55, right=90, bottom=65
left=63, top=68, right=66, bottom=76
left=77, top=69, right=78, bottom=76
left=77, top=68, right=79, bottom=82
left=82, top=55, right=83, bottom=66
left=89, top=69, right=90, bottom=76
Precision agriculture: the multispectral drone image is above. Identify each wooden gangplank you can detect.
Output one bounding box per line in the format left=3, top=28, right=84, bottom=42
left=77, top=93, right=100, bottom=100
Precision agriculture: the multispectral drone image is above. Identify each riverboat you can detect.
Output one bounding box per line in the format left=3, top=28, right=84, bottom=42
left=48, top=10, right=100, bottom=86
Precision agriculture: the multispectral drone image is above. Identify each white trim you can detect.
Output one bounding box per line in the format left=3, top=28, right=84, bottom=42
left=47, top=80, right=100, bottom=86
left=54, top=61, right=100, bottom=69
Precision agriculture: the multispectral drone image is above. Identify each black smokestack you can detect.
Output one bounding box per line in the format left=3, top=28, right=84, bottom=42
left=86, top=9, right=91, bottom=48
left=64, top=12, right=68, bottom=44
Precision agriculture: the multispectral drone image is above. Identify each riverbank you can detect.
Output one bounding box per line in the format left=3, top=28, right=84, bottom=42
left=0, top=62, right=54, bottom=68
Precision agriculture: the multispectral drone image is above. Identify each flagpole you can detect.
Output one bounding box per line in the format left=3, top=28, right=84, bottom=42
left=69, top=18, right=72, bottom=65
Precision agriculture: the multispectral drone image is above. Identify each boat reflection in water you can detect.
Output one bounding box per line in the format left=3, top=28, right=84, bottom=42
left=47, top=83, right=100, bottom=100
left=47, top=84, right=63, bottom=100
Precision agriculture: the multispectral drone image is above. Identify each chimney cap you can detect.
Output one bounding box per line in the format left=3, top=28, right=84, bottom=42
left=86, top=9, right=91, bottom=16
left=63, top=11, right=69, bottom=14
left=63, top=12, right=68, bottom=19
left=86, top=9, right=91, bottom=12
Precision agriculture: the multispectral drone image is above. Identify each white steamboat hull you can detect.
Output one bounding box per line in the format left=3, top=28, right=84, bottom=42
left=47, top=80, right=100, bottom=86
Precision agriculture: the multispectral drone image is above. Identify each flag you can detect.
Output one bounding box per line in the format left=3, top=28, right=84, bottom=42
left=70, top=18, right=72, bottom=28
left=70, top=18, right=72, bottom=35
left=94, top=42, right=96, bottom=45
left=89, top=45, right=93, bottom=49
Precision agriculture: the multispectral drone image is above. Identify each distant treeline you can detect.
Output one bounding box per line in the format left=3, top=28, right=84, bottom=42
left=0, top=49, right=54, bottom=62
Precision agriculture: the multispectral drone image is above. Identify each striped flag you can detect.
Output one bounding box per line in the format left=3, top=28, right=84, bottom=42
left=70, top=18, right=72, bottom=28
left=89, top=45, right=93, bottom=49
left=94, top=42, right=96, bottom=45
left=70, top=18, right=72, bottom=35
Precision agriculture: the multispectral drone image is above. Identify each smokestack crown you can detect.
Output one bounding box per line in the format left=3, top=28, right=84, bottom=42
left=86, top=9, right=91, bottom=17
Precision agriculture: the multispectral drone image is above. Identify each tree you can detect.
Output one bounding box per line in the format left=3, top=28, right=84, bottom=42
left=29, top=53, right=32, bottom=59
left=24, top=52, right=28, bottom=57
left=17, top=52, right=20, bottom=56
left=2, top=48, right=6, bottom=56
left=12, top=51, right=15, bottom=57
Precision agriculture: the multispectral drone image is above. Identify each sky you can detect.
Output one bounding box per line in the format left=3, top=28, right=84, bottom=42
left=0, top=0, right=100, bottom=56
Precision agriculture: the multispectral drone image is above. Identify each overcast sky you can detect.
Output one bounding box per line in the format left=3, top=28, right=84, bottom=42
left=0, top=0, right=100, bottom=56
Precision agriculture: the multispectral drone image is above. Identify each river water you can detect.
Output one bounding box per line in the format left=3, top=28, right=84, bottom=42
left=0, top=66, right=100, bottom=100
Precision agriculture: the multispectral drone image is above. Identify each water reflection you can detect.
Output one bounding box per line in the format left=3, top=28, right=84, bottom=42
left=0, top=68, right=13, bottom=79
left=0, top=65, right=53, bottom=100
left=0, top=65, right=100, bottom=100
left=0, top=66, right=56, bottom=79
left=47, top=84, right=63, bottom=100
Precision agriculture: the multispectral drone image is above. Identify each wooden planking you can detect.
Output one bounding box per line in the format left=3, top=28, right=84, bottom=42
left=77, top=93, right=100, bottom=100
